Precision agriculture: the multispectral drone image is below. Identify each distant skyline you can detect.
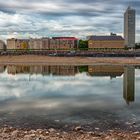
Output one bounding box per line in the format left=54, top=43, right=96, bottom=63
left=0, top=0, right=139, bottom=42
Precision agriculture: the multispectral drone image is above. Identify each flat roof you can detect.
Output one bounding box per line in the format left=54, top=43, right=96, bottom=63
left=52, top=37, right=78, bottom=40
left=89, top=36, right=124, bottom=41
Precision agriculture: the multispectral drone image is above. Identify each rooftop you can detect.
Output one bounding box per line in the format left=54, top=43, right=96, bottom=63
left=127, top=6, right=135, bottom=10
left=52, top=37, right=78, bottom=40
left=88, top=36, right=124, bottom=41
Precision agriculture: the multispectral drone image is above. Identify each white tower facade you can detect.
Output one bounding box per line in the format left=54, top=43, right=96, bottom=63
left=124, top=6, right=136, bottom=48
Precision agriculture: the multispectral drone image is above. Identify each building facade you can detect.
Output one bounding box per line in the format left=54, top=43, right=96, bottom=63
left=7, top=65, right=78, bottom=76
left=88, top=35, right=125, bottom=50
left=0, top=40, right=6, bottom=50
left=7, top=38, right=16, bottom=50
left=7, top=37, right=78, bottom=51
left=29, top=38, right=50, bottom=50
left=88, top=65, right=124, bottom=77
left=124, top=6, right=136, bottom=48
left=42, top=38, right=50, bottom=50
left=7, top=38, right=29, bottom=50
left=29, top=38, right=43, bottom=50
left=51, top=37, right=78, bottom=50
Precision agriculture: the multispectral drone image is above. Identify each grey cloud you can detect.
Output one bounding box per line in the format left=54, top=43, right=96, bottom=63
left=0, top=0, right=139, bottom=41
left=0, top=0, right=129, bottom=17
left=0, top=8, right=16, bottom=14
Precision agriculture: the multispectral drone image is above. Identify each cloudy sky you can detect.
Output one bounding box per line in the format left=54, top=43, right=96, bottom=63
left=0, top=0, right=139, bottom=42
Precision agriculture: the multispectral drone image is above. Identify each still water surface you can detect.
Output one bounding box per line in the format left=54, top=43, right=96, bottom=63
left=0, top=64, right=140, bottom=131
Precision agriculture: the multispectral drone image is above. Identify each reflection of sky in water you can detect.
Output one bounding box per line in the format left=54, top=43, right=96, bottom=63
left=134, top=69, right=140, bottom=103
left=0, top=66, right=140, bottom=128
left=0, top=71, right=123, bottom=104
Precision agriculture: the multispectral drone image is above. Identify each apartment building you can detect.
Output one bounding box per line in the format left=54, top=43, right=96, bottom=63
left=124, top=6, right=136, bottom=48
left=7, top=38, right=29, bottom=50
left=88, top=35, right=125, bottom=50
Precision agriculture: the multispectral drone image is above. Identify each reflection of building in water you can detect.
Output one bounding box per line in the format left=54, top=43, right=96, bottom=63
left=7, top=66, right=30, bottom=74
left=88, top=65, right=124, bottom=78
left=6, top=65, right=126, bottom=77
left=30, top=66, right=44, bottom=74
left=49, top=66, right=78, bottom=76
left=7, top=65, right=78, bottom=76
left=123, top=66, right=135, bottom=104
left=0, top=65, right=6, bottom=73
left=6, top=65, right=136, bottom=105
left=88, top=65, right=135, bottom=105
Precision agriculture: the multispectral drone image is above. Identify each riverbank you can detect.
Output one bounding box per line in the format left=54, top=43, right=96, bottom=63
left=0, top=126, right=140, bottom=140
left=0, top=55, right=140, bottom=65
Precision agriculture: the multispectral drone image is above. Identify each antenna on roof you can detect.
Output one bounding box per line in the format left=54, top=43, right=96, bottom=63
left=128, top=1, right=132, bottom=9
left=128, top=6, right=131, bottom=9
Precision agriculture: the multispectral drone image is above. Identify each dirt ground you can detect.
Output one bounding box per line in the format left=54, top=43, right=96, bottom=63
left=0, top=55, right=140, bottom=65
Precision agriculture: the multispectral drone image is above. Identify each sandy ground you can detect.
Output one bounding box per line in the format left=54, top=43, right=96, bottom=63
left=0, top=55, right=140, bottom=65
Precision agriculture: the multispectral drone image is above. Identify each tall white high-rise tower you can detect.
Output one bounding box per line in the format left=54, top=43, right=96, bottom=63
left=124, top=6, right=136, bottom=48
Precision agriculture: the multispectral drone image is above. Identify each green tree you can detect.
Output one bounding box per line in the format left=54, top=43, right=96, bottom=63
left=135, top=43, right=140, bottom=49
left=78, top=40, right=88, bottom=50
left=78, top=66, right=88, bottom=73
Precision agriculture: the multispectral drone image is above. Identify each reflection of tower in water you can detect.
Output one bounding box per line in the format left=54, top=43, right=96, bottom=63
left=123, top=66, right=135, bottom=105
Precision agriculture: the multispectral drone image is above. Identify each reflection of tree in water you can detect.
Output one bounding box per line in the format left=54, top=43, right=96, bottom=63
left=78, top=66, right=88, bottom=73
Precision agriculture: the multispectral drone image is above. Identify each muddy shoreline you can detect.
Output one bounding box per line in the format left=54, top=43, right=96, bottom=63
left=0, top=55, right=140, bottom=66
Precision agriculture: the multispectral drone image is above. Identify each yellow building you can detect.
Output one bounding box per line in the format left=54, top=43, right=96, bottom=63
left=88, top=35, right=125, bottom=50
left=88, top=65, right=124, bottom=77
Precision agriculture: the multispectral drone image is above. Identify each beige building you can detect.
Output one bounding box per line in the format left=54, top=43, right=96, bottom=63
left=7, top=38, right=29, bottom=50
left=7, top=37, right=78, bottom=50
left=88, top=35, right=125, bottom=50
left=29, top=38, right=50, bottom=50
left=7, top=38, right=16, bottom=50
left=29, top=38, right=43, bottom=50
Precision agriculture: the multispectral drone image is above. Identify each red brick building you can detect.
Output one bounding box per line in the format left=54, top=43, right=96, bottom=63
left=50, top=37, right=78, bottom=50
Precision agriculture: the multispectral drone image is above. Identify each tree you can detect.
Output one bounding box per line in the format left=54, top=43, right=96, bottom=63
left=135, top=43, right=140, bottom=49
left=78, top=66, right=88, bottom=73
left=78, top=40, right=88, bottom=50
